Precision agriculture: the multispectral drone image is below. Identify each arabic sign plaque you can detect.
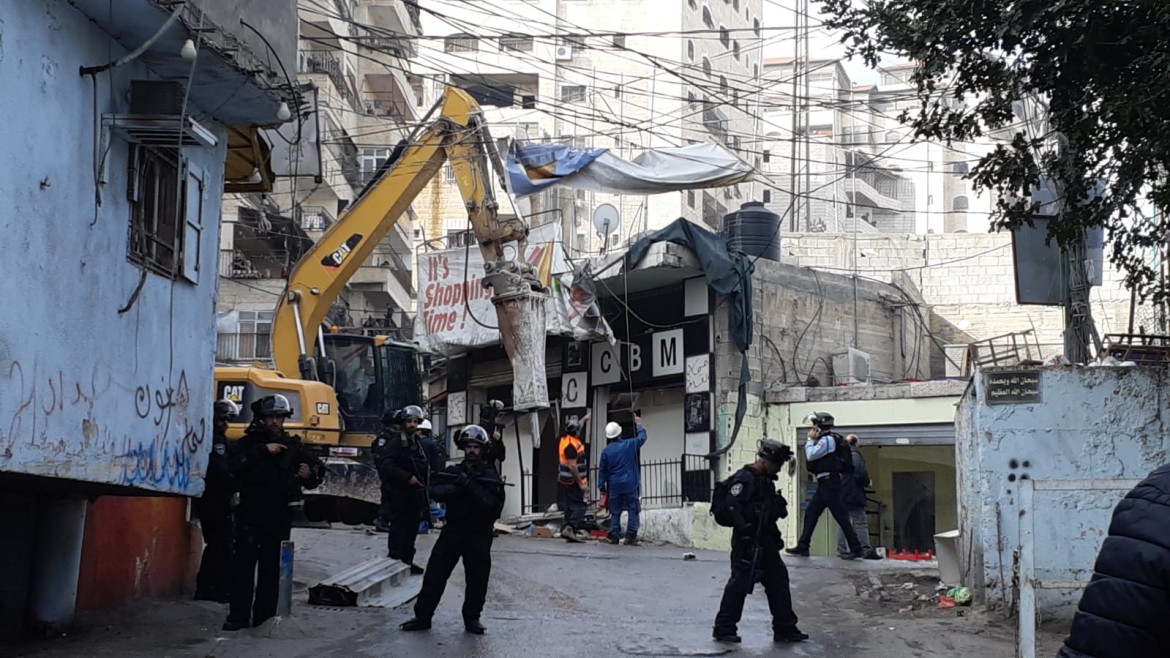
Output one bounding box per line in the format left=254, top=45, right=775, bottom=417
left=985, top=370, right=1042, bottom=405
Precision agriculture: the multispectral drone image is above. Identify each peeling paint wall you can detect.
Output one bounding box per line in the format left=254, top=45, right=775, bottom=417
left=0, top=0, right=227, bottom=496
left=75, top=497, right=193, bottom=610
left=956, top=367, right=1170, bottom=620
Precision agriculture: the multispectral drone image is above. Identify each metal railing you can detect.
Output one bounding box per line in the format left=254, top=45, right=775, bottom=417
left=370, top=247, right=414, bottom=292
left=218, top=249, right=290, bottom=280
left=299, top=51, right=347, bottom=97
left=216, top=332, right=272, bottom=362
left=520, top=454, right=714, bottom=516
left=533, top=454, right=714, bottom=513
left=299, top=205, right=336, bottom=232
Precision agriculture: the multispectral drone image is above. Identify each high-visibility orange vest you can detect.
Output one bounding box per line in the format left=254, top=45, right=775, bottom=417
left=558, top=434, right=587, bottom=485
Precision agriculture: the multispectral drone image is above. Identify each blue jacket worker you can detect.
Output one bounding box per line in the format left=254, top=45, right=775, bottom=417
left=599, top=416, right=648, bottom=545
left=1057, top=463, right=1170, bottom=658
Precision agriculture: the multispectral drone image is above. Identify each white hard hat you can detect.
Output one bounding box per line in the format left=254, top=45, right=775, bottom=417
left=419, top=419, right=433, bottom=431
left=605, top=421, right=622, bottom=440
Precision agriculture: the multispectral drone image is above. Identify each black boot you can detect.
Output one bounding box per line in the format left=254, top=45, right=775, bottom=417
left=222, top=618, right=247, bottom=632
left=464, top=619, right=486, bottom=635
left=775, top=627, right=810, bottom=643
left=403, top=560, right=425, bottom=575
left=713, top=630, right=742, bottom=643
left=785, top=545, right=810, bottom=557
left=624, top=534, right=640, bottom=546
left=400, top=617, right=431, bottom=631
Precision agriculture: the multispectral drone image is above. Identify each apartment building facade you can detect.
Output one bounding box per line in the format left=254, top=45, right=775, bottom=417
left=412, top=0, right=764, bottom=258
left=759, top=57, right=994, bottom=236
left=216, top=0, right=422, bottom=366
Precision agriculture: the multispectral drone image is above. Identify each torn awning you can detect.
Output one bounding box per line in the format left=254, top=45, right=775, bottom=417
left=506, top=143, right=754, bottom=198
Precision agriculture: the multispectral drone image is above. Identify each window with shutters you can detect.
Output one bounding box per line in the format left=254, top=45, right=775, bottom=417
left=128, top=145, right=203, bottom=282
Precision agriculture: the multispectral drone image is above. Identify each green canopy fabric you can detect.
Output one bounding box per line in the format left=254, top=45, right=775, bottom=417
left=624, top=219, right=755, bottom=457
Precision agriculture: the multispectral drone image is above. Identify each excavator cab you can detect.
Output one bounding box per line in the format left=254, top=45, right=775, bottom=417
left=317, top=332, right=423, bottom=437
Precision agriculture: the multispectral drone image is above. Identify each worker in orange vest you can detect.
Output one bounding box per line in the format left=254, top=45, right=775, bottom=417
left=558, top=412, right=591, bottom=542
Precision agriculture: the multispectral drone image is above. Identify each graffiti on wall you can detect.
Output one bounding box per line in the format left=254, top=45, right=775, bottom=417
left=117, top=369, right=206, bottom=491
left=0, top=338, right=209, bottom=495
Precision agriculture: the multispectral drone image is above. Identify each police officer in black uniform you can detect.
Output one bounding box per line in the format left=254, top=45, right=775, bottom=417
left=194, top=399, right=239, bottom=603
left=712, top=439, right=809, bottom=644
left=785, top=412, right=865, bottom=559
left=374, top=410, right=406, bottom=533
left=223, top=394, right=324, bottom=631
left=400, top=425, right=505, bottom=635
left=374, top=404, right=430, bottom=574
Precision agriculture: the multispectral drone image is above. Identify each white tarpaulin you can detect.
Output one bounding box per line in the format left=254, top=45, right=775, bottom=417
left=414, top=222, right=613, bottom=354
left=506, top=143, right=753, bottom=197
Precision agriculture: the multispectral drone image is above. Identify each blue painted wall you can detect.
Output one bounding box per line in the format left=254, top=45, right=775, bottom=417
left=0, top=0, right=230, bottom=496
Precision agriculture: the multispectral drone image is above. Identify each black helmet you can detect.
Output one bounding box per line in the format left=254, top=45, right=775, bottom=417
left=457, top=424, right=490, bottom=448
left=757, top=438, right=794, bottom=466
left=805, top=412, right=835, bottom=429
left=381, top=408, right=406, bottom=426
left=252, top=394, right=293, bottom=418
left=402, top=405, right=426, bottom=421
left=214, top=399, right=240, bottom=421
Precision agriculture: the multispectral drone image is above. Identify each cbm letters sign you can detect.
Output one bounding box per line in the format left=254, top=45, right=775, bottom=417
left=985, top=370, right=1042, bottom=405
left=562, top=372, right=588, bottom=408
left=652, top=329, right=684, bottom=377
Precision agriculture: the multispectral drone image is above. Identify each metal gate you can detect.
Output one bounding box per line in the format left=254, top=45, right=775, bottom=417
left=1016, top=477, right=1141, bottom=658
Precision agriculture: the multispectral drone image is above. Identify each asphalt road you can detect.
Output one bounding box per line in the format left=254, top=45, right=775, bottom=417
left=9, top=527, right=1064, bottom=658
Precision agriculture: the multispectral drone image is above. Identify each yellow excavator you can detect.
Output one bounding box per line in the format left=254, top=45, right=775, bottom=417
left=214, top=87, right=551, bottom=525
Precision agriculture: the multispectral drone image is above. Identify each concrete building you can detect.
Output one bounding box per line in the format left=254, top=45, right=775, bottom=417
left=0, top=0, right=295, bottom=635
left=412, top=0, right=763, bottom=254
left=424, top=236, right=933, bottom=519
left=759, top=57, right=995, bottom=236
left=759, top=57, right=897, bottom=234
left=216, top=0, right=422, bottom=365
left=780, top=231, right=1136, bottom=374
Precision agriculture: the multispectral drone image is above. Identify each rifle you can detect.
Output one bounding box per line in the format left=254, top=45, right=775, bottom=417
left=430, top=470, right=515, bottom=487
left=743, top=502, right=767, bottom=594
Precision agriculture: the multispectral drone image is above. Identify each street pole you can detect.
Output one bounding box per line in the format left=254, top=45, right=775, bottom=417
left=277, top=540, right=294, bottom=618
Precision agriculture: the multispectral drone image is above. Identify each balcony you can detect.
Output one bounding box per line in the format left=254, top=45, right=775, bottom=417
left=219, top=248, right=293, bottom=280
left=299, top=205, right=337, bottom=232
left=299, top=50, right=359, bottom=112
left=216, top=332, right=272, bottom=363
left=702, top=104, right=729, bottom=143
left=351, top=247, right=414, bottom=312
left=844, top=176, right=903, bottom=211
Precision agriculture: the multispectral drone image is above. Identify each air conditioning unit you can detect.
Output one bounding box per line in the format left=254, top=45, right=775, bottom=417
left=554, top=45, right=573, bottom=60
left=832, top=347, right=871, bottom=385
left=103, top=79, right=217, bottom=148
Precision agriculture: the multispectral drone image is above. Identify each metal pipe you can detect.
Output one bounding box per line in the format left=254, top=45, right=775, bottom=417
left=290, top=295, right=308, bottom=356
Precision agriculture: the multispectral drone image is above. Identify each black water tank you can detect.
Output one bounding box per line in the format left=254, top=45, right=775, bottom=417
left=723, top=201, right=781, bottom=261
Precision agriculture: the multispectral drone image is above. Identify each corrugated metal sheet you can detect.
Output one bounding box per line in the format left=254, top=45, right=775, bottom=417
left=469, top=348, right=563, bottom=388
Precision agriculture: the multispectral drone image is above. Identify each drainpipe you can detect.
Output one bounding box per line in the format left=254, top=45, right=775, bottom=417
left=28, top=497, right=88, bottom=629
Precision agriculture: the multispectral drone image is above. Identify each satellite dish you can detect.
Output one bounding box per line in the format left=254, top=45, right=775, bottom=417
left=592, top=203, right=621, bottom=236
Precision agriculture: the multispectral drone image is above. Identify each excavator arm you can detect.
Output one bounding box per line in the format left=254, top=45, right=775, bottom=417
left=270, top=86, right=550, bottom=411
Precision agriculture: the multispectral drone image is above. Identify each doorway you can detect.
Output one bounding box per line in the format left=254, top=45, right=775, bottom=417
left=892, top=471, right=936, bottom=552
